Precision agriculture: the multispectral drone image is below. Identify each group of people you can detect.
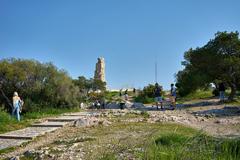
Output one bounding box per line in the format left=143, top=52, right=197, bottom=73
left=93, top=99, right=105, bottom=109
left=11, top=82, right=226, bottom=121
left=153, top=82, right=226, bottom=110
left=119, top=89, right=131, bottom=101
left=153, top=83, right=176, bottom=110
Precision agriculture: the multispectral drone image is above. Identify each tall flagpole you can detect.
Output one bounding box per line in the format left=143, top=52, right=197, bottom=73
left=155, top=61, right=157, bottom=83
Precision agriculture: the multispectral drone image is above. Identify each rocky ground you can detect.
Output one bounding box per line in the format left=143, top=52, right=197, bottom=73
left=1, top=98, right=240, bottom=160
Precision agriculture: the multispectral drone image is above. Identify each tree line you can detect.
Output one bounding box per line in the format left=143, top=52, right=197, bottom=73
left=176, top=31, right=240, bottom=100
left=0, top=58, right=106, bottom=113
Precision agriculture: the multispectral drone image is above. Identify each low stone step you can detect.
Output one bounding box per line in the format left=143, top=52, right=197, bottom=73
left=63, top=111, right=88, bottom=116
left=63, top=114, right=86, bottom=116
left=31, top=124, right=63, bottom=127
left=0, top=127, right=59, bottom=141
left=0, top=135, right=33, bottom=140
left=63, top=112, right=100, bottom=117
left=0, top=139, right=29, bottom=150
left=47, top=116, right=83, bottom=122
left=47, top=118, right=78, bottom=122
left=31, top=121, right=68, bottom=127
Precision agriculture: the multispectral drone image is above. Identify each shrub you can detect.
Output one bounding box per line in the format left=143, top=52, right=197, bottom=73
left=135, top=96, right=154, bottom=104
left=0, top=58, right=80, bottom=112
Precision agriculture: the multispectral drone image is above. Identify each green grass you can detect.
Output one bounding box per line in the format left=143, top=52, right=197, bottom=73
left=0, top=111, right=31, bottom=134
left=178, top=89, right=214, bottom=104
left=135, top=96, right=155, bottom=104
left=0, top=146, right=15, bottom=155
left=105, top=91, right=120, bottom=101
left=53, top=137, right=96, bottom=146
left=0, top=107, right=82, bottom=134
left=142, top=133, right=240, bottom=160
left=98, top=153, right=117, bottom=160
left=2, top=110, right=239, bottom=160
left=140, top=111, right=150, bottom=118
left=81, top=122, right=199, bottom=159
left=105, top=91, right=137, bottom=102
left=177, top=89, right=240, bottom=106
left=23, top=107, right=81, bottom=119
left=225, top=96, right=240, bottom=106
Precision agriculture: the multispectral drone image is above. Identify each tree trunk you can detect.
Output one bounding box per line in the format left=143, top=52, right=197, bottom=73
left=0, top=88, right=13, bottom=110
left=228, top=83, right=237, bottom=101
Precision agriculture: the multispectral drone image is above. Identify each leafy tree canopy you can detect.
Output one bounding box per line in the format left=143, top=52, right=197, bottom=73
left=176, top=31, right=240, bottom=100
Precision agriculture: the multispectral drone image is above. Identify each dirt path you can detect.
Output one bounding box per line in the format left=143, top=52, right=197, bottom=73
left=147, top=109, right=240, bottom=138
left=146, top=98, right=240, bottom=137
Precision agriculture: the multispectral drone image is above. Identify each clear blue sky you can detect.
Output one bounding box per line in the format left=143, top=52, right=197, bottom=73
left=0, top=0, right=239, bottom=90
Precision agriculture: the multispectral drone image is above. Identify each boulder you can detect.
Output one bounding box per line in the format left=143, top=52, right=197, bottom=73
left=24, top=150, right=35, bottom=157
left=73, top=117, right=98, bottom=127
left=10, top=156, right=20, bottom=160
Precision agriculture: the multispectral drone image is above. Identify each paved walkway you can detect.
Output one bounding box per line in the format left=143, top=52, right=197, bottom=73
left=0, top=111, right=99, bottom=151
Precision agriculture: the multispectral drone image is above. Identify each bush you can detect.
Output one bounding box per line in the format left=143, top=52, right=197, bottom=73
left=134, top=84, right=166, bottom=104
left=0, top=58, right=80, bottom=112
left=104, top=91, right=119, bottom=101
left=135, top=96, right=154, bottom=104
left=178, top=89, right=214, bottom=103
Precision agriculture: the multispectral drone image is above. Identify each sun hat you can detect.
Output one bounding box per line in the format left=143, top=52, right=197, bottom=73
left=13, top=92, right=18, bottom=96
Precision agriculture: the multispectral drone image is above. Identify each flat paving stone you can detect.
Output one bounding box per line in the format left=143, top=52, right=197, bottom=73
left=64, top=112, right=100, bottom=116
left=0, top=127, right=59, bottom=140
left=0, top=139, right=29, bottom=150
left=47, top=116, right=84, bottom=122
left=31, top=121, right=69, bottom=127
left=0, top=111, right=92, bottom=151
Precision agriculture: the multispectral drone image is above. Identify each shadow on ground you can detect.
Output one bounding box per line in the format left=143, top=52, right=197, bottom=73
left=178, top=100, right=221, bottom=108
left=192, top=106, right=240, bottom=117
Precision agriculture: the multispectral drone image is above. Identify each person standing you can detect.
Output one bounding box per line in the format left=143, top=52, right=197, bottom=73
left=12, top=92, right=23, bottom=121
left=124, top=89, right=128, bottom=101
left=133, top=88, right=136, bottom=94
left=170, top=84, right=177, bottom=109
left=154, top=83, right=163, bottom=110
left=119, top=89, right=122, bottom=97
left=219, top=82, right=225, bottom=103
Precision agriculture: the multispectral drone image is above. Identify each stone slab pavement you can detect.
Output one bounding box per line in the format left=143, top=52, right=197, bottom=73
left=0, top=111, right=98, bottom=151
left=0, top=139, right=29, bottom=151
left=31, top=121, right=69, bottom=127
left=0, top=127, right=59, bottom=151
left=47, top=116, right=84, bottom=122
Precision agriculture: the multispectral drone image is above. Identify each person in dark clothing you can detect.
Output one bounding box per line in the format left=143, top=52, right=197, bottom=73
left=170, top=83, right=177, bottom=109
left=124, top=89, right=128, bottom=101
left=219, top=83, right=225, bottom=103
left=154, top=83, right=163, bottom=110
left=133, top=88, right=136, bottom=93
left=119, top=89, right=122, bottom=97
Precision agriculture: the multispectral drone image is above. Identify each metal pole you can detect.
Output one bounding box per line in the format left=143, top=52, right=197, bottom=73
left=155, top=61, right=157, bottom=83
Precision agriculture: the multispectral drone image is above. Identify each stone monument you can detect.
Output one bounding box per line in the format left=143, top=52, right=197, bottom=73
left=94, top=57, right=105, bottom=82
